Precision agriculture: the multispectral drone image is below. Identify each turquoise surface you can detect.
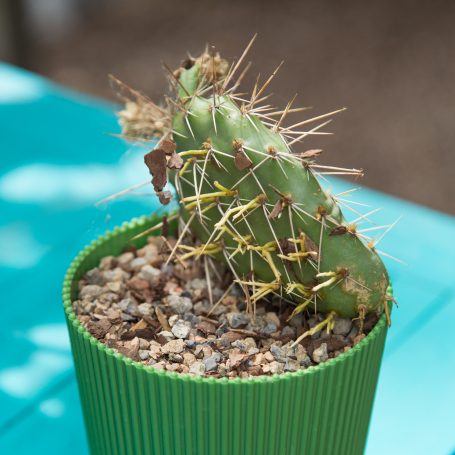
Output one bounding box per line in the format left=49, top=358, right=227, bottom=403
left=0, top=63, right=454, bottom=454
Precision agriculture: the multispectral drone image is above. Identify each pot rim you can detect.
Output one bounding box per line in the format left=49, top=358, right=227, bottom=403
left=63, top=215, right=391, bottom=385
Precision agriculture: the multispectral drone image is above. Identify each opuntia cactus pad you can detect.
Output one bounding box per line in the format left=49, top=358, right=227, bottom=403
left=115, top=37, right=391, bottom=341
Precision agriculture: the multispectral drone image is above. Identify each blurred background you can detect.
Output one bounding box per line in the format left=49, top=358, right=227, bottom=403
left=1, top=0, right=454, bottom=214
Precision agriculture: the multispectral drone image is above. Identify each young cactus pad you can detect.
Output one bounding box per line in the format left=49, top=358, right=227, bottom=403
left=115, top=39, right=390, bottom=324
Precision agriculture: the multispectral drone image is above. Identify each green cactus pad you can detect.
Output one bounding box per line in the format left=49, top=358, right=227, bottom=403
left=118, top=46, right=390, bottom=320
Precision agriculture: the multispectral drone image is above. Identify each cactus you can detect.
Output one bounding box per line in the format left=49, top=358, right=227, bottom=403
left=114, top=38, right=391, bottom=340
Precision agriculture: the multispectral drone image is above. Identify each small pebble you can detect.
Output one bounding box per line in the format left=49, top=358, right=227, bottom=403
left=244, top=337, right=257, bottom=350
left=189, top=278, right=207, bottom=290
left=231, top=340, right=247, bottom=351
left=332, top=316, right=352, bottom=335
left=288, top=313, right=304, bottom=329
left=118, top=298, right=140, bottom=316
left=106, top=281, right=122, bottom=293
left=193, top=300, right=211, bottom=315
left=139, top=350, right=150, bottom=360
left=218, top=363, right=229, bottom=376
left=262, top=322, right=278, bottom=335
left=202, top=345, right=213, bottom=358
left=281, top=326, right=296, bottom=338
left=121, top=313, right=136, bottom=322
left=353, top=334, right=366, bottom=345
left=80, top=285, right=103, bottom=299
left=183, top=313, right=199, bottom=326
left=138, top=338, right=150, bottom=349
left=139, top=264, right=161, bottom=281
left=130, top=257, right=147, bottom=271
left=117, top=252, right=134, bottom=269
left=348, top=325, right=359, bottom=340
left=263, top=351, right=275, bottom=362
left=270, top=361, right=284, bottom=374
left=284, top=359, right=300, bottom=372
left=312, top=343, right=329, bottom=363
left=203, top=353, right=221, bottom=372
left=167, top=294, right=193, bottom=314
left=248, top=317, right=267, bottom=333
left=171, top=320, right=192, bottom=339
left=270, top=344, right=286, bottom=362
left=226, top=312, right=250, bottom=328
left=149, top=345, right=162, bottom=360
left=99, top=256, right=116, bottom=270
left=169, top=353, right=183, bottom=363
left=264, top=312, right=280, bottom=328
left=189, top=361, right=206, bottom=376
left=168, top=314, right=179, bottom=327
left=183, top=352, right=197, bottom=366
left=185, top=340, right=196, bottom=349
left=138, top=303, right=153, bottom=317
left=158, top=331, right=175, bottom=342
left=103, top=268, right=129, bottom=282
left=85, top=268, right=105, bottom=285
left=162, top=339, right=185, bottom=354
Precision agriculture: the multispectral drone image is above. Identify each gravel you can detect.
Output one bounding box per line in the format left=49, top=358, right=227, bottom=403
left=73, top=234, right=379, bottom=378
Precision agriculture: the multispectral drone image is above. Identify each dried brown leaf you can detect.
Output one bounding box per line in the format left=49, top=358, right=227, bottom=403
left=161, top=139, right=176, bottom=155
left=144, top=149, right=167, bottom=191
left=155, top=306, right=171, bottom=331
left=167, top=152, right=184, bottom=169
left=330, top=226, right=348, bottom=236
left=234, top=151, right=253, bottom=170
left=268, top=199, right=284, bottom=219
left=304, top=235, right=318, bottom=253
left=300, top=149, right=323, bottom=159
left=158, top=191, right=172, bottom=205
left=161, top=215, right=169, bottom=238
left=131, top=319, right=148, bottom=331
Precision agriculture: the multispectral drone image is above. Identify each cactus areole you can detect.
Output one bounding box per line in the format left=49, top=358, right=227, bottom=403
left=116, top=41, right=390, bottom=331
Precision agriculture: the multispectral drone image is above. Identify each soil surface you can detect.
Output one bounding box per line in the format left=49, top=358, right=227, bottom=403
left=73, top=235, right=379, bottom=378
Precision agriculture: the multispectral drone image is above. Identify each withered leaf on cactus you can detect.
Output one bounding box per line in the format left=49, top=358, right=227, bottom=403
left=299, top=149, right=323, bottom=159
left=330, top=226, right=348, bottom=236
left=268, top=199, right=284, bottom=220
left=160, top=139, right=176, bottom=155
left=233, top=140, right=253, bottom=170
left=158, top=191, right=172, bottom=205
left=167, top=152, right=184, bottom=170
left=144, top=149, right=167, bottom=192
left=303, top=235, right=318, bottom=254
left=234, top=151, right=253, bottom=170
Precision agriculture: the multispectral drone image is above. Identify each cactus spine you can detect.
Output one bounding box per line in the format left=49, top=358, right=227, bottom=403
left=116, top=39, right=390, bottom=331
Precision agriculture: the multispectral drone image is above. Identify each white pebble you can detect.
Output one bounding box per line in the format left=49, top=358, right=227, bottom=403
left=171, top=320, right=191, bottom=339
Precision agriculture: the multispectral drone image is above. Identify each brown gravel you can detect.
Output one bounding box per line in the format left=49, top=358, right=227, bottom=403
left=73, top=235, right=379, bottom=378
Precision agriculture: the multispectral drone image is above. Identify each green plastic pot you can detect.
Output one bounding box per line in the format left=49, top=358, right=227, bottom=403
left=63, top=215, right=390, bottom=455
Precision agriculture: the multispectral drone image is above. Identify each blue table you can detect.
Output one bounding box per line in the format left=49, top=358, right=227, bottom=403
left=1, top=63, right=454, bottom=455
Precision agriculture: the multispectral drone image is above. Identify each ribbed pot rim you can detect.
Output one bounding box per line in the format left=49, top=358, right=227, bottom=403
left=63, top=215, right=390, bottom=386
